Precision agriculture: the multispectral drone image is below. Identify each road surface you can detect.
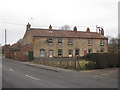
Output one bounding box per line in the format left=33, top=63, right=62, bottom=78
left=2, top=58, right=118, bottom=88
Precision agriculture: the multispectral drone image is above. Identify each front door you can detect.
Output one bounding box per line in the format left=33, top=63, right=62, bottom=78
left=28, top=51, right=34, bottom=61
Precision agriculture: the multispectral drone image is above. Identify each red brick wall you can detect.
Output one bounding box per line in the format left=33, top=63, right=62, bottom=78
left=4, top=49, right=12, bottom=59
left=14, top=51, right=28, bottom=61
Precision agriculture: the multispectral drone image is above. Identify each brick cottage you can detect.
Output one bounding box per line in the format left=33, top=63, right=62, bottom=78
left=3, top=23, right=108, bottom=61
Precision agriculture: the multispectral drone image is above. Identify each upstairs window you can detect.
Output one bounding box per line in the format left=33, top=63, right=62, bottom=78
left=75, top=49, right=79, bottom=56
left=88, top=39, right=92, bottom=45
left=100, top=39, right=104, bottom=46
left=58, top=49, right=63, bottom=57
left=48, top=38, right=53, bottom=45
left=58, top=38, right=62, bottom=45
left=68, top=38, right=73, bottom=45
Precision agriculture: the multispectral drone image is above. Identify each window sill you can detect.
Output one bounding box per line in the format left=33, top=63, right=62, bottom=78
left=88, top=44, right=92, bottom=46
left=49, top=43, right=53, bottom=45
left=68, top=43, right=73, bottom=45
left=58, top=43, right=62, bottom=45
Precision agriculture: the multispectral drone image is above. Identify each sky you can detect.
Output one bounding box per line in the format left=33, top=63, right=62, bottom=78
left=0, top=0, right=119, bottom=45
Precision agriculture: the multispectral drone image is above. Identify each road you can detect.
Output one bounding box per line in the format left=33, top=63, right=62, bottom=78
left=2, top=58, right=118, bottom=88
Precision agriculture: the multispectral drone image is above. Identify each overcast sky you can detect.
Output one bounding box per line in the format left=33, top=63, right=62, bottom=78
left=0, top=0, right=119, bottom=45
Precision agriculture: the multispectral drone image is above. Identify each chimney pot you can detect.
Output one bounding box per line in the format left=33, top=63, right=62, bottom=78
left=26, top=23, right=31, bottom=31
left=86, top=28, right=90, bottom=32
left=49, top=25, right=52, bottom=30
left=101, top=28, right=104, bottom=35
left=73, top=26, right=77, bottom=32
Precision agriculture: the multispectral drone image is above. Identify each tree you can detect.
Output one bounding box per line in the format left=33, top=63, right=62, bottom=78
left=107, top=36, right=119, bottom=53
left=17, top=38, right=23, bottom=43
left=60, top=25, right=71, bottom=31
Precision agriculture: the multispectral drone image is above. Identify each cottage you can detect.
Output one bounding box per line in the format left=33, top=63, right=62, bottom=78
left=20, top=23, right=108, bottom=60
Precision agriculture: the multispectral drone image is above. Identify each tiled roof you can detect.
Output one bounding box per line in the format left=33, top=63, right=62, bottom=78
left=28, top=28, right=107, bottom=39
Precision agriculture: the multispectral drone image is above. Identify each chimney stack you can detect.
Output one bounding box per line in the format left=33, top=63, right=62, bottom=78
left=26, top=23, right=31, bottom=31
left=86, top=28, right=90, bottom=32
left=73, top=26, right=77, bottom=32
left=49, top=25, right=52, bottom=31
left=101, top=28, right=104, bottom=35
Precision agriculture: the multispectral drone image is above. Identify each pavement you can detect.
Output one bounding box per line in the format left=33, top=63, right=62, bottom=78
left=2, top=58, right=119, bottom=88
left=22, top=62, right=75, bottom=72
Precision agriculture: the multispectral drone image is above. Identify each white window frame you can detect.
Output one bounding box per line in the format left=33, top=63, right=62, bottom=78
left=58, top=49, right=63, bottom=57
left=49, top=50, right=53, bottom=57
left=75, top=49, right=80, bottom=56
left=40, top=49, right=45, bottom=57
left=68, top=49, right=73, bottom=57
left=88, top=39, right=92, bottom=45
left=48, top=38, right=53, bottom=45
left=100, top=39, right=104, bottom=46
left=68, top=38, right=73, bottom=45
left=88, top=49, right=92, bottom=54
left=58, top=38, right=62, bottom=45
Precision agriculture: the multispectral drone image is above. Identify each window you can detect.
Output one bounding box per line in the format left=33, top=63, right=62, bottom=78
left=58, top=38, right=62, bottom=45
left=75, top=49, right=79, bottom=56
left=40, top=49, right=45, bottom=57
left=49, top=50, right=53, bottom=57
left=88, top=49, right=92, bottom=54
left=68, top=38, right=73, bottom=45
left=68, top=49, right=73, bottom=57
left=100, top=48, right=104, bottom=52
left=23, top=51, right=28, bottom=55
left=88, top=39, right=92, bottom=45
left=96, top=50, right=100, bottom=53
left=100, top=39, right=104, bottom=45
left=58, top=49, right=63, bottom=57
left=48, top=38, right=53, bottom=45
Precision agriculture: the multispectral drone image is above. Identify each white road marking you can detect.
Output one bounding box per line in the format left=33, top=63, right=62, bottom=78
left=9, top=68, right=14, bottom=71
left=25, top=75, right=39, bottom=80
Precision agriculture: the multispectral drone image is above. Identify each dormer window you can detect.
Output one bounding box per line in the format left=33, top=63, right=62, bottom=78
left=58, top=38, right=62, bottom=45
left=100, top=39, right=104, bottom=46
left=68, top=38, right=73, bottom=45
left=88, top=39, right=92, bottom=46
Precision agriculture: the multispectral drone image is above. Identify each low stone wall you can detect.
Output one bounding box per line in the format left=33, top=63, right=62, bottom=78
left=33, top=57, right=76, bottom=69
left=33, top=57, right=96, bottom=70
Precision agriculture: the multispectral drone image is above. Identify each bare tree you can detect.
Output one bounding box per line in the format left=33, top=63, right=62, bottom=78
left=60, top=25, right=71, bottom=31
left=107, top=36, right=119, bottom=53
left=17, top=38, right=23, bottom=43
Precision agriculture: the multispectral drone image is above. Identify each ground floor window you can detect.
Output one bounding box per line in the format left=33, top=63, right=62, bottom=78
left=40, top=49, right=45, bottom=57
left=88, top=49, right=92, bottom=54
left=75, top=49, right=79, bottom=56
left=100, top=48, right=104, bottom=52
left=49, top=50, right=53, bottom=57
left=58, top=49, right=63, bottom=57
left=68, top=49, right=73, bottom=57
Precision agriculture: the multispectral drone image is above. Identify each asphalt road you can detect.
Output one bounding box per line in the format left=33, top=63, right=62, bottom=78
left=2, top=58, right=118, bottom=88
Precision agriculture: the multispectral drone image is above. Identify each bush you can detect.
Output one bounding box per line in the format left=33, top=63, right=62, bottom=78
left=86, top=61, right=96, bottom=69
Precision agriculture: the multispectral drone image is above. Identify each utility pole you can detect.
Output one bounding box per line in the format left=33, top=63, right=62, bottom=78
left=5, top=29, right=6, bottom=45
